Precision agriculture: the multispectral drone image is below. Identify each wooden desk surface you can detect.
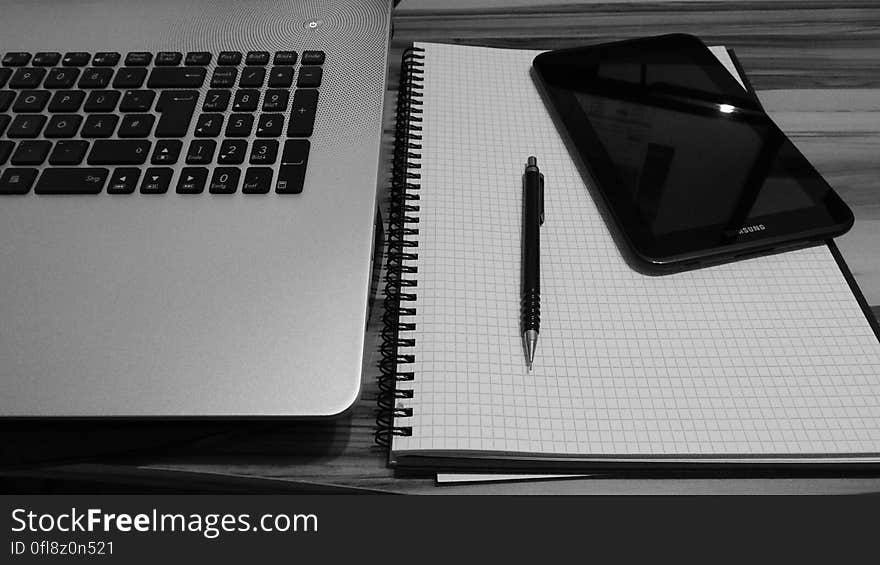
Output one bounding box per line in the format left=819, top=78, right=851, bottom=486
left=4, top=1, right=880, bottom=494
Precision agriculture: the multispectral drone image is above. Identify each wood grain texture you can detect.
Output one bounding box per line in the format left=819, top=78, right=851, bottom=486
left=5, top=2, right=878, bottom=494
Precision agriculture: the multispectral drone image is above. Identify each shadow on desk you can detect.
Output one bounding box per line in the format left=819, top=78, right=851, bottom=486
left=0, top=418, right=364, bottom=493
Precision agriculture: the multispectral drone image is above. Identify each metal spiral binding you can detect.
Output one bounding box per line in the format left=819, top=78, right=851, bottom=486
left=375, top=46, right=425, bottom=448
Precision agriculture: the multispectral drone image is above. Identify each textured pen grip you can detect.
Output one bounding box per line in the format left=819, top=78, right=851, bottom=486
left=521, top=289, right=541, bottom=332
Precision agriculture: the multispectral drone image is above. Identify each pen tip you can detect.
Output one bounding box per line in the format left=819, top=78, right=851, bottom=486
left=527, top=156, right=537, bottom=167
left=528, top=362, right=533, bottom=371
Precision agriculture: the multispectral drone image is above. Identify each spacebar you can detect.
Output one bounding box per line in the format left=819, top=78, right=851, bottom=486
left=35, top=168, right=109, bottom=195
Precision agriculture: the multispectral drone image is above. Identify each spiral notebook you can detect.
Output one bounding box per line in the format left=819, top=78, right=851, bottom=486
left=377, top=42, right=880, bottom=470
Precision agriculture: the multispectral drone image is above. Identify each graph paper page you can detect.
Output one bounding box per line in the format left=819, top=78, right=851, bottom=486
left=392, top=43, right=880, bottom=460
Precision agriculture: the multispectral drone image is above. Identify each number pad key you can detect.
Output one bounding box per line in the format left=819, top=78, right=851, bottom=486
left=209, top=168, right=241, bottom=194
left=232, top=89, right=259, bottom=111
left=204, top=90, right=231, bottom=111
left=217, top=140, right=247, bottom=164
left=262, top=90, right=289, bottom=112
left=249, top=140, right=278, bottom=164
left=225, top=114, right=254, bottom=137
left=255, top=114, right=284, bottom=137
left=242, top=167, right=273, bottom=194
left=194, top=114, right=223, bottom=137
left=186, top=140, right=216, bottom=165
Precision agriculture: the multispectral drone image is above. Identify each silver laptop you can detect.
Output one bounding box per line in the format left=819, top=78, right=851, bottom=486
left=0, top=0, right=392, bottom=416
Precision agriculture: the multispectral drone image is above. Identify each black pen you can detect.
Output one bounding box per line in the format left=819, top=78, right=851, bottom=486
left=521, top=156, right=544, bottom=371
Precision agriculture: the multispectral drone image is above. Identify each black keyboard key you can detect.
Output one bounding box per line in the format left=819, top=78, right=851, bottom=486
left=140, top=168, right=173, bottom=194
left=3, top=52, right=31, bottom=67
left=33, top=52, right=62, bottom=67
left=84, top=90, right=121, bottom=112
left=0, top=68, right=10, bottom=87
left=239, top=67, right=265, bottom=87
left=93, top=52, right=121, bottom=67
left=0, top=90, right=13, bottom=111
left=7, top=115, right=47, bottom=138
left=185, top=52, right=212, bottom=66
left=81, top=114, right=119, bottom=138
left=0, top=115, right=9, bottom=137
left=36, top=167, right=109, bottom=195
left=186, top=140, right=216, bottom=164
left=203, top=90, right=231, bottom=111
left=273, top=51, right=297, bottom=65
left=177, top=167, right=208, bottom=194
left=125, top=52, right=152, bottom=66
left=287, top=89, right=319, bottom=137
left=156, top=90, right=198, bottom=137
left=118, top=90, right=154, bottom=112
left=262, top=89, right=289, bottom=112
left=11, top=141, right=52, bottom=165
left=277, top=139, right=310, bottom=194
left=49, top=140, right=89, bottom=165
left=268, top=66, right=294, bottom=87
left=156, top=52, right=183, bottom=66
left=217, top=140, right=247, bottom=164
left=232, top=89, right=259, bottom=111
left=13, top=90, right=50, bottom=112
left=9, top=67, right=46, bottom=89
left=209, top=167, right=240, bottom=194
left=301, top=50, right=325, bottom=65
left=243, top=167, right=273, bottom=194
left=62, top=52, right=91, bottom=67
left=211, top=67, right=238, bottom=88
left=0, top=140, right=13, bottom=164
left=107, top=168, right=140, bottom=194
left=49, top=90, right=86, bottom=112
left=250, top=140, right=279, bottom=164
left=256, top=114, right=284, bottom=137
left=296, top=66, right=322, bottom=87
left=218, top=51, right=242, bottom=66
left=151, top=139, right=182, bottom=164
left=118, top=114, right=155, bottom=137
left=44, top=114, right=83, bottom=138
left=78, top=67, right=113, bottom=88
left=245, top=51, right=270, bottom=66
left=88, top=140, right=151, bottom=165
left=194, top=114, right=223, bottom=137
left=225, top=114, right=254, bottom=137
left=147, top=67, right=206, bottom=88
left=113, top=67, right=147, bottom=89
left=0, top=168, right=38, bottom=194
left=44, top=67, right=80, bottom=88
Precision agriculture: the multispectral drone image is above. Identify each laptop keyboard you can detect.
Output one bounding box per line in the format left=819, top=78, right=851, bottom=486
left=0, top=50, right=323, bottom=195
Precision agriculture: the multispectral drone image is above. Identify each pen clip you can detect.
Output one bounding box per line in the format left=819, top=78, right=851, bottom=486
left=539, top=172, right=545, bottom=225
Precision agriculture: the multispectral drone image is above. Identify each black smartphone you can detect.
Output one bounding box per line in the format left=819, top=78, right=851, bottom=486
left=533, top=34, right=853, bottom=273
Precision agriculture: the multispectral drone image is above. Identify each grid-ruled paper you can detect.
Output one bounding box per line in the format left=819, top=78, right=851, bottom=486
left=391, top=42, right=880, bottom=460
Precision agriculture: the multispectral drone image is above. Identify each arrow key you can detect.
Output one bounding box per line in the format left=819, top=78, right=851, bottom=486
left=140, top=168, right=173, bottom=194
left=151, top=139, right=183, bottom=165
left=177, top=167, right=208, bottom=194
left=108, top=168, right=140, bottom=194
